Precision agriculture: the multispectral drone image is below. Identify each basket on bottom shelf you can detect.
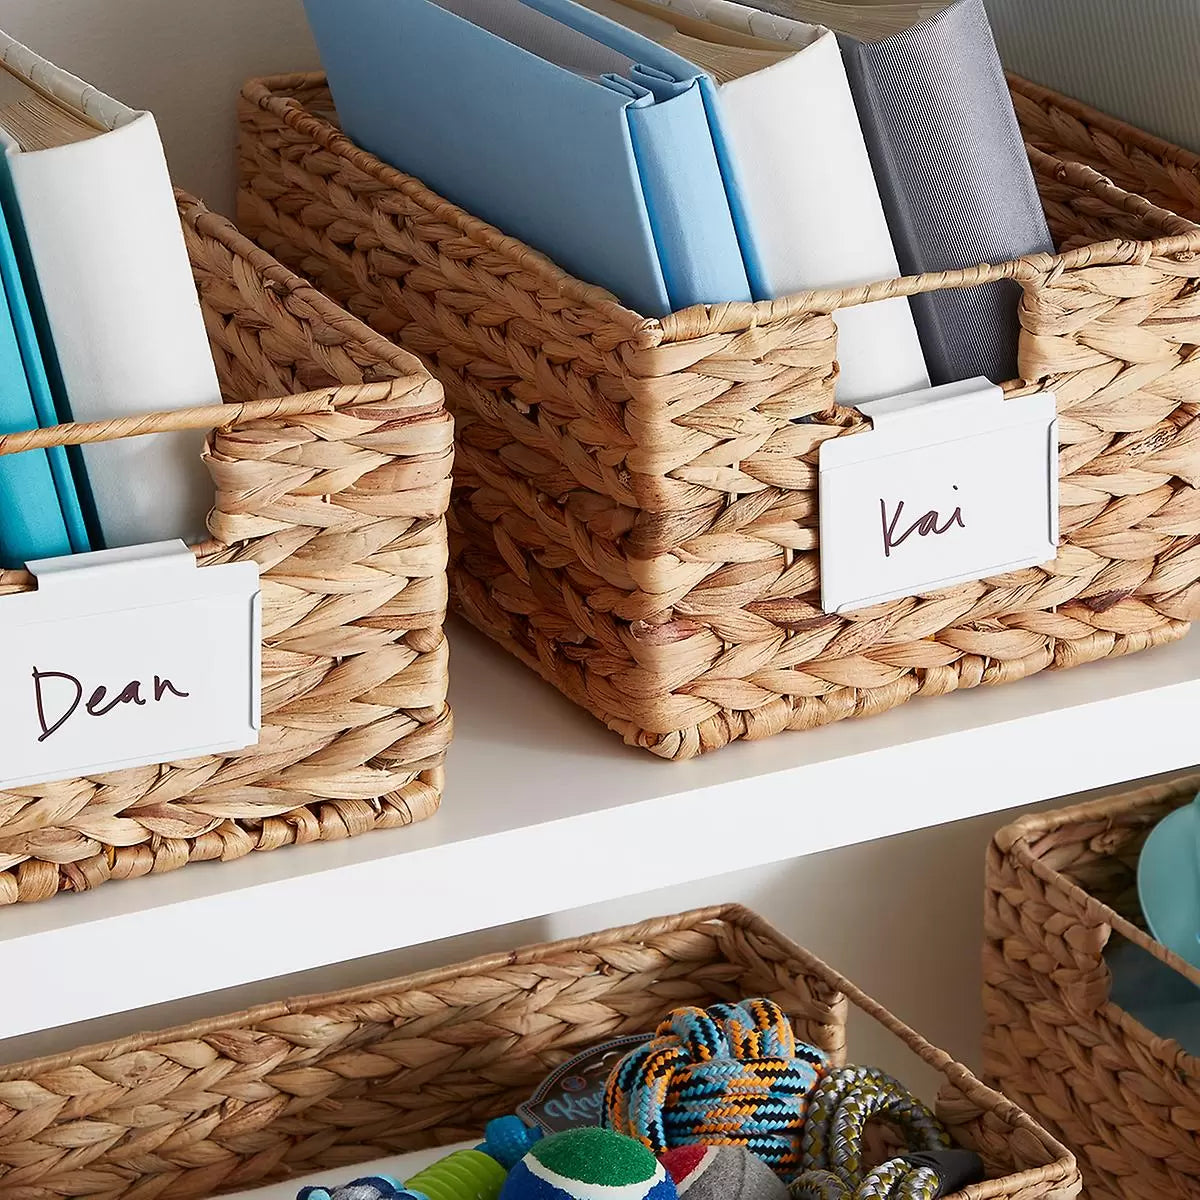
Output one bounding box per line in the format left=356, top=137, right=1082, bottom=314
left=238, top=73, right=1200, bottom=761
left=0, top=193, right=454, bottom=906
left=0, top=905, right=1079, bottom=1200
left=983, top=773, right=1200, bottom=1200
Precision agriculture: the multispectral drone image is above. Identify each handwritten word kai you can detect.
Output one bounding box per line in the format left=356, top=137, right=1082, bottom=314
left=880, top=487, right=966, bottom=559
left=33, top=667, right=190, bottom=742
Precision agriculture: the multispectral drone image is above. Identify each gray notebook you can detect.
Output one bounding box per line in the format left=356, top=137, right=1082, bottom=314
left=749, top=0, right=1054, bottom=386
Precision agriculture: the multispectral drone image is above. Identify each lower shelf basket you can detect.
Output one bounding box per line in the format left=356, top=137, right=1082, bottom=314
left=983, top=772, right=1200, bottom=1200
left=0, top=905, right=1078, bottom=1200
left=0, top=193, right=455, bottom=906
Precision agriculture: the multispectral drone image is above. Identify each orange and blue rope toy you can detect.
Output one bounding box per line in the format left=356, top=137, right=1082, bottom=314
left=602, top=999, right=828, bottom=1178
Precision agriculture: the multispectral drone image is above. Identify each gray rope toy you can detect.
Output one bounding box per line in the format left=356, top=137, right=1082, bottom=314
left=788, top=1066, right=983, bottom=1200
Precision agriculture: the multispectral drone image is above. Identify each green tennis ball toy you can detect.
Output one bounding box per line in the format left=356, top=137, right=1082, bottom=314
left=500, top=1129, right=678, bottom=1200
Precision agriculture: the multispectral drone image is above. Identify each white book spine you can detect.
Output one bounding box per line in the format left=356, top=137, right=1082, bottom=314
left=0, top=33, right=219, bottom=549
left=653, top=0, right=931, bottom=403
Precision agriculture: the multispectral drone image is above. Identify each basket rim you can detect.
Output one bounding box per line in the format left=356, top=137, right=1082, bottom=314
left=991, top=770, right=1200, bottom=1063
left=1008, top=71, right=1200, bottom=175
left=181, top=192, right=442, bottom=390
left=0, top=905, right=781, bottom=1078
left=0, top=193, right=451, bottom=465
left=240, top=71, right=1200, bottom=347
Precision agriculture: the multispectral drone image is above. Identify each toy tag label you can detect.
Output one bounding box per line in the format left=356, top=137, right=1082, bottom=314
left=818, top=379, right=1058, bottom=614
left=518, top=1035, right=651, bottom=1133
left=0, top=540, right=261, bottom=788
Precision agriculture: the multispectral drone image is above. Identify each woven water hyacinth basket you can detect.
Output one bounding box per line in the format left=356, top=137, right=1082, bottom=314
left=238, top=73, right=1200, bottom=760
left=983, top=773, right=1200, bottom=1200
left=0, top=905, right=1080, bottom=1199
left=0, top=193, right=453, bottom=905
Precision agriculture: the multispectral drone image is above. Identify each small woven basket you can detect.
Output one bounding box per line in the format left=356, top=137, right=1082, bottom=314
left=238, top=73, right=1200, bottom=760
left=0, top=904, right=1079, bottom=1200
left=0, top=193, right=454, bottom=906
left=983, top=773, right=1200, bottom=1200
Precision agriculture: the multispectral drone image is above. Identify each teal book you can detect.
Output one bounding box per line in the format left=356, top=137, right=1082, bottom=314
left=0, top=195, right=90, bottom=567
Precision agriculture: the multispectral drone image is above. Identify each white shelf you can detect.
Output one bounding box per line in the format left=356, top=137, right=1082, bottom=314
left=1, top=620, right=1198, bottom=1040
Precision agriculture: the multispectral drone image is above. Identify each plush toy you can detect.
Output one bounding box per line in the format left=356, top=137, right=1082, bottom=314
left=298, top=1177, right=410, bottom=1200
left=499, top=1128, right=677, bottom=1200
left=660, top=1145, right=789, bottom=1200
left=603, top=999, right=828, bottom=1178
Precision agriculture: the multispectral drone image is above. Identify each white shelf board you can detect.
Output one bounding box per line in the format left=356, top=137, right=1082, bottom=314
left=1, top=619, right=1199, bottom=1039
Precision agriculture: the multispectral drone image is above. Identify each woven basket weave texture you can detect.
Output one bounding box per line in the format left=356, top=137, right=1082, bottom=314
left=0, top=193, right=454, bottom=905
left=238, top=74, right=1200, bottom=759
left=983, top=772, right=1200, bottom=1200
left=0, top=905, right=1080, bottom=1200
left=1011, top=74, right=1200, bottom=225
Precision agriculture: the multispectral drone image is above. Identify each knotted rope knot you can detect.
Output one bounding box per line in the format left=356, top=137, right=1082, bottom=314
left=789, top=1066, right=954, bottom=1200
left=602, top=999, right=828, bottom=1178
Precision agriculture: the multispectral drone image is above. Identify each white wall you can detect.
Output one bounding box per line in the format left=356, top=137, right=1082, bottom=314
left=4, top=0, right=320, bottom=212
left=13, top=0, right=1193, bottom=217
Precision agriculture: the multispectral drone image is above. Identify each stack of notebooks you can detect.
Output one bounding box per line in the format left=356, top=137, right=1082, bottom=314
left=0, top=32, right=219, bottom=570
left=303, top=0, right=1054, bottom=401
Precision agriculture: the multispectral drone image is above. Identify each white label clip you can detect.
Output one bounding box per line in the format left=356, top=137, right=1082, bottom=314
left=0, top=540, right=261, bottom=789
left=818, top=378, right=1059, bottom=614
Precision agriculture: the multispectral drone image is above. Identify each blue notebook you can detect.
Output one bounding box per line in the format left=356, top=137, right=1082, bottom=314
left=302, top=0, right=756, bottom=317
left=0, top=199, right=89, bottom=568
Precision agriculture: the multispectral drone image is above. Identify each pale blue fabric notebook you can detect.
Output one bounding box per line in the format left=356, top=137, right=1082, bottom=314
left=302, top=0, right=756, bottom=316
left=0, top=198, right=89, bottom=568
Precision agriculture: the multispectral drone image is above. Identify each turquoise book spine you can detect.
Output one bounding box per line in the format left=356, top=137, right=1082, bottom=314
left=0, top=166, right=91, bottom=558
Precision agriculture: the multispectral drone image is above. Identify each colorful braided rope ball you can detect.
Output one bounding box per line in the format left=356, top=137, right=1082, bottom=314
left=603, top=999, right=828, bottom=1178
left=500, top=1128, right=677, bottom=1200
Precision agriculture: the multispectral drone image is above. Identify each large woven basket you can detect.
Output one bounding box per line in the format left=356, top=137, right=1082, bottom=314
left=238, top=73, right=1200, bottom=760
left=0, top=193, right=454, bottom=906
left=0, top=904, right=1079, bottom=1200
left=983, top=773, right=1200, bottom=1200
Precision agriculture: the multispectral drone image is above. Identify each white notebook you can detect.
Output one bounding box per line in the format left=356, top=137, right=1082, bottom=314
left=574, top=0, right=930, bottom=405
left=0, top=31, right=219, bottom=549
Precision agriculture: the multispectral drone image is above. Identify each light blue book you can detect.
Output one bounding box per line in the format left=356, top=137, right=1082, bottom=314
left=0, top=199, right=89, bottom=568
left=302, top=0, right=756, bottom=317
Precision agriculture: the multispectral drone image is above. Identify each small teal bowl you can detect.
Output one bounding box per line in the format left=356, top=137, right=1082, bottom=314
left=1138, top=793, right=1200, bottom=970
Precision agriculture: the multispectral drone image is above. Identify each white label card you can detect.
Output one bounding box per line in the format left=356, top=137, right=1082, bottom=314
left=819, top=378, right=1058, bottom=614
left=0, top=541, right=261, bottom=789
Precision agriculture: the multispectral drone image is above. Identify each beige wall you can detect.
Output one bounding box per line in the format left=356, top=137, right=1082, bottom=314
left=4, top=0, right=319, bottom=211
